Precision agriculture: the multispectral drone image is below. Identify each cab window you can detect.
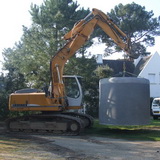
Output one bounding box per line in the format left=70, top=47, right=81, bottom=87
left=63, top=77, right=80, bottom=98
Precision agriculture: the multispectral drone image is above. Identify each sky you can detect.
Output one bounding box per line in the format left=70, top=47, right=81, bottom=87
left=0, top=0, right=160, bottom=71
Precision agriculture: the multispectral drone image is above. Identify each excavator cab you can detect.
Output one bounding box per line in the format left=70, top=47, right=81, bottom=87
left=63, top=75, right=83, bottom=107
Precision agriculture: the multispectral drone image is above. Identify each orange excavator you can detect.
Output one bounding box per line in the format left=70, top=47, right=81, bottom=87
left=7, top=8, right=138, bottom=135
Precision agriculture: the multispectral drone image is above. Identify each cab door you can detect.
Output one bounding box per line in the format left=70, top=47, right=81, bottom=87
left=63, top=75, right=83, bottom=107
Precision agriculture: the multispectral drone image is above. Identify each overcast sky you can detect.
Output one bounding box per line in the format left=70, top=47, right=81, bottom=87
left=0, top=0, right=160, bottom=70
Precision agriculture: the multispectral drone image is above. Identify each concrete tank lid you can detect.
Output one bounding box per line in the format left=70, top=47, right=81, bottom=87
left=100, top=77, right=149, bottom=84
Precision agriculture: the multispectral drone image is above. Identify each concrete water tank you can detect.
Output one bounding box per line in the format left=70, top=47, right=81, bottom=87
left=99, top=77, right=150, bottom=125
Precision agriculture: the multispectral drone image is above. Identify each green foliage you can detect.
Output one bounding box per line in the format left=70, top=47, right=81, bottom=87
left=0, top=71, right=27, bottom=120
left=2, top=0, right=90, bottom=88
left=0, top=74, right=8, bottom=120
left=29, top=0, right=90, bottom=54
left=30, top=0, right=90, bottom=29
left=96, top=3, right=160, bottom=56
left=94, top=65, right=113, bottom=79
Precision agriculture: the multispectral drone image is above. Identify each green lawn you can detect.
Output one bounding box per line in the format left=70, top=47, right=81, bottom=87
left=84, top=119, right=160, bottom=141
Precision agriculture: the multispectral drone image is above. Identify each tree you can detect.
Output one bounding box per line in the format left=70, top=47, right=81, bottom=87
left=29, top=0, right=90, bottom=55
left=96, top=3, right=160, bottom=57
left=2, top=0, right=90, bottom=88
left=0, top=73, right=8, bottom=120
left=0, top=69, right=27, bottom=119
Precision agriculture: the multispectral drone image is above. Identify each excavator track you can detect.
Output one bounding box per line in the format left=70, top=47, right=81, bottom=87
left=61, top=112, right=94, bottom=128
left=6, top=113, right=88, bottom=136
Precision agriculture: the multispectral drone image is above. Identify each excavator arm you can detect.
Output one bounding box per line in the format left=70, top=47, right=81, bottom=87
left=50, top=8, right=137, bottom=106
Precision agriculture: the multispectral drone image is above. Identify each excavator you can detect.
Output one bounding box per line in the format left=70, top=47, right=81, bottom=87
left=7, top=8, right=138, bottom=135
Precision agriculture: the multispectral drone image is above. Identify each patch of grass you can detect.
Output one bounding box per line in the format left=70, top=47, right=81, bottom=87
left=84, top=119, right=160, bottom=141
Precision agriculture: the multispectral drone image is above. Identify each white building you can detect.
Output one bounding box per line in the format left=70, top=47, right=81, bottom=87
left=134, top=52, right=160, bottom=98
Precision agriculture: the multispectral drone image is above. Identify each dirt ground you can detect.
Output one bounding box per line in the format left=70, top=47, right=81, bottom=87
left=0, top=124, right=160, bottom=160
